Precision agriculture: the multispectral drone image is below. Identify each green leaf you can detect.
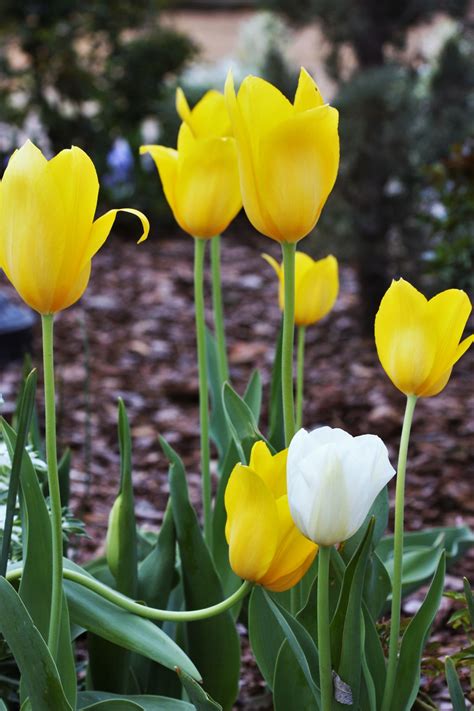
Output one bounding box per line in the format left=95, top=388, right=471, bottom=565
left=177, top=669, right=223, bottom=710
left=242, top=369, right=262, bottom=423
left=262, top=589, right=320, bottom=704
left=106, top=398, right=138, bottom=597
left=0, top=577, right=72, bottom=711
left=0, top=369, right=37, bottom=576
left=90, top=399, right=138, bottom=694
left=58, top=448, right=72, bottom=510
left=211, top=440, right=241, bottom=598
left=0, top=700, right=8, bottom=711
left=248, top=587, right=286, bottom=689
left=360, top=604, right=386, bottom=710
left=63, top=560, right=200, bottom=681
left=206, top=328, right=231, bottom=461
left=463, top=578, right=474, bottom=626
left=77, top=692, right=194, bottom=710
left=342, top=487, right=389, bottom=562
left=445, top=657, right=467, bottom=710
left=377, top=525, right=473, bottom=597
left=134, top=505, right=179, bottom=695
left=330, top=519, right=375, bottom=710
left=2, top=420, right=76, bottom=708
left=273, top=640, right=317, bottom=711
left=363, top=551, right=392, bottom=620
left=163, top=438, right=240, bottom=711
left=268, top=322, right=285, bottom=452
left=222, top=382, right=268, bottom=463
left=391, top=552, right=446, bottom=711
left=80, top=701, right=144, bottom=710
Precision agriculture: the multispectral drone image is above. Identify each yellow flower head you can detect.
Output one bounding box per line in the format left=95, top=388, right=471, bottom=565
left=375, top=278, right=473, bottom=397
left=140, top=88, right=241, bottom=239
left=0, top=141, right=149, bottom=315
left=225, top=440, right=317, bottom=592
left=225, top=67, right=339, bottom=243
left=263, top=251, right=339, bottom=327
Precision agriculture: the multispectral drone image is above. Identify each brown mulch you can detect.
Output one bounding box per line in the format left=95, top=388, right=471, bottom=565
left=0, top=223, right=473, bottom=708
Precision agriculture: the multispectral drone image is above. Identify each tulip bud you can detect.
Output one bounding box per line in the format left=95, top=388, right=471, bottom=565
left=375, top=278, right=473, bottom=397
left=263, top=251, right=339, bottom=327
left=225, top=441, right=317, bottom=591
left=287, top=427, right=395, bottom=546
left=0, top=141, right=149, bottom=314
left=225, top=67, right=339, bottom=243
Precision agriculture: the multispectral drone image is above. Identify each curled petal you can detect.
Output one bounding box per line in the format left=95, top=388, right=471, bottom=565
left=293, top=67, right=325, bottom=113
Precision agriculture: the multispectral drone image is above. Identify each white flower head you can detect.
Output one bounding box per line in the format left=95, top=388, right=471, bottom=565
left=287, top=426, right=395, bottom=546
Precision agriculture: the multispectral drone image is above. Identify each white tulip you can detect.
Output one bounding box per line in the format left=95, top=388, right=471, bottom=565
left=287, top=426, right=396, bottom=546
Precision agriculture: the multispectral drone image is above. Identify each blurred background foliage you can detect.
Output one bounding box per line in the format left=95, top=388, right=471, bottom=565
left=0, top=0, right=472, bottom=324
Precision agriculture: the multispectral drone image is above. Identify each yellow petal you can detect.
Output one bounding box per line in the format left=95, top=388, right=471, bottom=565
left=418, top=334, right=474, bottom=397
left=46, top=146, right=99, bottom=304
left=293, top=67, right=325, bottom=112
left=256, top=105, right=339, bottom=242
left=140, top=144, right=179, bottom=216
left=225, top=464, right=279, bottom=582
left=418, top=289, right=472, bottom=391
left=294, top=255, right=339, bottom=326
left=375, top=279, right=437, bottom=395
left=0, top=141, right=66, bottom=313
left=259, top=496, right=317, bottom=592
left=225, top=71, right=281, bottom=239
left=177, top=87, right=232, bottom=138
left=175, top=136, right=241, bottom=238
left=49, top=260, right=92, bottom=314
left=248, top=441, right=288, bottom=499
left=83, top=208, right=149, bottom=270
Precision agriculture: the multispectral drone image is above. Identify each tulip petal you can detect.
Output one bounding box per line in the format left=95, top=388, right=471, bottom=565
left=375, top=279, right=437, bottom=395
left=417, top=289, right=473, bottom=394
left=256, top=105, right=340, bottom=242
left=140, top=145, right=178, bottom=216
left=83, top=208, right=149, bottom=270
left=293, top=67, right=325, bottom=112
left=418, top=333, right=474, bottom=397
left=259, top=495, right=317, bottom=592
left=175, top=136, right=241, bottom=238
left=49, top=260, right=92, bottom=314
left=0, top=141, right=66, bottom=312
left=295, top=255, right=339, bottom=325
left=177, top=87, right=232, bottom=138
left=225, top=464, right=279, bottom=582
left=225, top=71, right=281, bottom=239
left=249, top=440, right=287, bottom=499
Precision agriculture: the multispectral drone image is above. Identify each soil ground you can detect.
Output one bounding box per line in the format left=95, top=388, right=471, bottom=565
left=0, top=225, right=473, bottom=708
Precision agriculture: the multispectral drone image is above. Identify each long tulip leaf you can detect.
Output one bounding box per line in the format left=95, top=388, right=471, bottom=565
left=0, top=577, right=72, bottom=711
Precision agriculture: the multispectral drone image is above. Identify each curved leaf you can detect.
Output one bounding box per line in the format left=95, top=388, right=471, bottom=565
left=77, top=692, right=194, bottom=710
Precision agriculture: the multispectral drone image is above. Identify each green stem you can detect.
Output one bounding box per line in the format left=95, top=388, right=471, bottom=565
left=210, top=235, right=229, bottom=383
left=317, top=545, right=333, bottom=710
left=194, top=237, right=212, bottom=548
left=6, top=567, right=252, bottom=622
left=381, top=394, right=418, bottom=711
left=296, top=326, right=306, bottom=430
left=41, top=314, right=63, bottom=659
left=281, top=242, right=296, bottom=446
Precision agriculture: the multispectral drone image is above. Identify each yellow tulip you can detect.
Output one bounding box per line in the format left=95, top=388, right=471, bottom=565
left=263, top=251, right=339, bottom=326
left=140, top=88, right=241, bottom=239
left=225, top=67, right=339, bottom=243
left=225, top=440, right=317, bottom=592
left=375, top=278, right=473, bottom=397
left=0, top=141, right=149, bottom=315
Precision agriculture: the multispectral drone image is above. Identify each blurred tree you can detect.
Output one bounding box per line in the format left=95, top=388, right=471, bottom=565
left=263, top=0, right=471, bottom=328
left=0, top=0, right=196, bottom=221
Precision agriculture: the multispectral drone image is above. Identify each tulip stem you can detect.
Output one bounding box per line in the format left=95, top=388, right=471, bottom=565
left=281, top=242, right=296, bottom=446
left=296, top=326, right=306, bottom=430
left=381, top=394, right=418, bottom=711
left=317, top=545, right=333, bottom=710
left=6, top=567, right=252, bottom=621
left=210, top=235, right=229, bottom=383
left=41, top=314, right=63, bottom=659
left=194, top=237, right=212, bottom=548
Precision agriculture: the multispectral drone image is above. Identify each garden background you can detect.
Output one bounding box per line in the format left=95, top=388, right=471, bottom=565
left=0, top=0, right=473, bottom=707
